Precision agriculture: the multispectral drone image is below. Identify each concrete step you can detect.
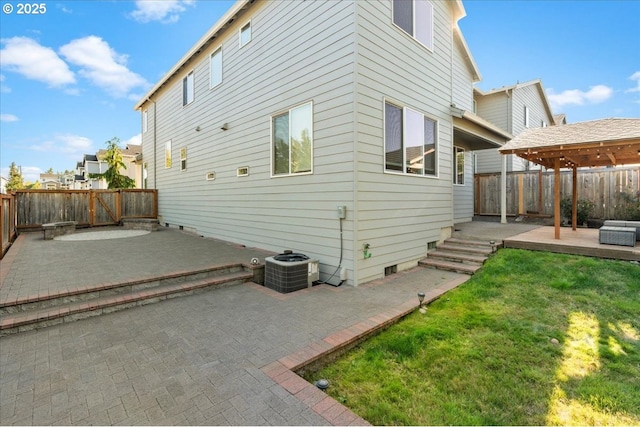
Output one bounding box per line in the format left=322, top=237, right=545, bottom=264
left=427, top=250, right=487, bottom=265
left=437, top=243, right=494, bottom=255
left=0, top=267, right=254, bottom=336
left=418, top=258, right=481, bottom=275
left=446, top=237, right=502, bottom=249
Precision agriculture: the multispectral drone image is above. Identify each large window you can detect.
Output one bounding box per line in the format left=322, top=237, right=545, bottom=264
left=183, top=71, right=194, bottom=106
left=385, top=101, right=438, bottom=176
left=454, top=146, right=464, bottom=185
left=392, top=0, right=434, bottom=50
left=272, top=102, right=313, bottom=176
left=210, top=47, right=222, bottom=88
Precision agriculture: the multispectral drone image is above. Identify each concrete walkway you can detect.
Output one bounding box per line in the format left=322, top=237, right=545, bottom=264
left=0, top=222, right=538, bottom=425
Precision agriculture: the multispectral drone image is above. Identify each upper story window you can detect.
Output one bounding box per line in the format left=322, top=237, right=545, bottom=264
left=272, top=102, right=313, bottom=176
left=142, top=109, right=148, bottom=133
left=183, top=71, right=194, bottom=106
left=454, top=146, right=465, bottom=185
left=524, top=106, right=530, bottom=128
left=239, top=21, right=252, bottom=48
left=210, top=47, right=222, bottom=88
left=385, top=101, right=438, bottom=176
left=392, top=0, right=434, bottom=51
left=541, top=120, right=547, bottom=128
left=165, top=140, right=172, bottom=169
left=180, top=147, right=187, bottom=171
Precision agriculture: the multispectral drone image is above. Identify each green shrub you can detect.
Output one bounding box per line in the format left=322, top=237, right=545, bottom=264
left=560, top=196, right=595, bottom=225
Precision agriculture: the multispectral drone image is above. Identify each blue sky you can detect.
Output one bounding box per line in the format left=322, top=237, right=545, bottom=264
left=1, top=0, right=639, bottom=183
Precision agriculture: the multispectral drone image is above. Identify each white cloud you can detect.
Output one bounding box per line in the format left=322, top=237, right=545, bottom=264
left=30, top=134, right=94, bottom=158
left=626, top=71, right=640, bottom=94
left=0, top=74, right=9, bottom=93
left=59, top=36, right=150, bottom=98
left=547, top=85, right=613, bottom=109
left=1, top=114, right=18, bottom=122
left=130, top=0, right=194, bottom=23
left=0, top=37, right=75, bottom=87
left=123, top=134, right=142, bottom=147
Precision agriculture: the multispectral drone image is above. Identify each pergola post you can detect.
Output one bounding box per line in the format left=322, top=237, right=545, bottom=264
left=500, top=154, right=507, bottom=224
left=554, top=158, right=560, bottom=239
left=572, top=165, right=577, bottom=231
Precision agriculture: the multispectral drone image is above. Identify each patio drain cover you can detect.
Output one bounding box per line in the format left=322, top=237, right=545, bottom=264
left=55, top=230, right=150, bottom=241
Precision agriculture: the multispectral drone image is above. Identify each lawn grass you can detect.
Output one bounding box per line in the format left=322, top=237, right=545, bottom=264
left=305, top=249, right=640, bottom=425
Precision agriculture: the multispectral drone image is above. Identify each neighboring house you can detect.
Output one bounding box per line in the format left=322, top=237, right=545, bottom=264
left=135, top=0, right=511, bottom=286
left=0, top=176, right=7, bottom=194
left=81, top=154, right=108, bottom=189
left=473, top=79, right=558, bottom=173
left=96, top=144, right=143, bottom=188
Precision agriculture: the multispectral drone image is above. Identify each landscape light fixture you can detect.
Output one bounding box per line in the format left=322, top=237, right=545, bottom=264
left=417, top=292, right=425, bottom=308
left=490, top=241, right=496, bottom=253
left=315, top=379, right=329, bottom=390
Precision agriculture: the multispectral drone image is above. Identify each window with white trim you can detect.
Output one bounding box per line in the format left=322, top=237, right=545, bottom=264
left=541, top=120, right=547, bottom=128
left=239, top=21, right=251, bottom=47
left=392, top=0, right=434, bottom=50
left=143, top=110, right=148, bottom=133
left=454, top=146, right=465, bottom=185
left=180, top=147, right=187, bottom=171
left=384, top=101, right=438, bottom=176
left=524, top=106, right=530, bottom=128
left=210, top=47, right=222, bottom=88
left=183, top=71, right=194, bottom=106
left=165, top=140, right=172, bottom=169
left=272, top=102, right=313, bottom=176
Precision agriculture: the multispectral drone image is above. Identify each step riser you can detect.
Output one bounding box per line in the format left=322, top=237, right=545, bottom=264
left=446, top=238, right=502, bottom=249
left=419, top=260, right=479, bottom=275
left=428, top=252, right=486, bottom=265
left=438, top=244, right=493, bottom=255
left=1, top=265, right=245, bottom=315
left=0, top=276, right=250, bottom=336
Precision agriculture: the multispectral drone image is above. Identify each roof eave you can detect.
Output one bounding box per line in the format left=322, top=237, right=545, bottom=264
left=134, top=0, right=252, bottom=111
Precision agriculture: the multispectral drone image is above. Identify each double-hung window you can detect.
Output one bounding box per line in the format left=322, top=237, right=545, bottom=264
left=165, top=140, right=172, bottom=169
left=210, top=47, right=222, bottom=88
left=272, top=102, right=313, bottom=176
left=454, top=146, right=465, bottom=185
left=385, top=101, right=438, bottom=176
left=183, top=71, right=194, bottom=106
left=392, top=0, right=434, bottom=50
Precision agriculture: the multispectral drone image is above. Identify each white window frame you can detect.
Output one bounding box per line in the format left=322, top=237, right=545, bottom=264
left=392, top=0, right=434, bottom=51
left=239, top=20, right=252, bottom=48
left=542, top=120, right=547, bottom=128
left=454, top=146, right=465, bottom=185
left=165, top=140, right=172, bottom=169
left=142, top=109, right=148, bottom=133
left=271, top=101, right=314, bottom=177
left=180, top=147, right=187, bottom=171
left=210, top=47, right=222, bottom=89
left=524, top=106, right=530, bottom=128
left=183, top=70, right=194, bottom=106
left=383, top=99, right=439, bottom=177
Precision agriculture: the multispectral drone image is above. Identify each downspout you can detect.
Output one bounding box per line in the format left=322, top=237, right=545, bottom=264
left=500, top=89, right=513, bottom=224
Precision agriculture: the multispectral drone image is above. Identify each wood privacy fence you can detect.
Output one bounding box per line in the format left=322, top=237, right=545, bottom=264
left=1, top=193, right=17, bottom=259
left=475, top=167, right=640, bottom=219
left=14, top=189, right=158, bottom=231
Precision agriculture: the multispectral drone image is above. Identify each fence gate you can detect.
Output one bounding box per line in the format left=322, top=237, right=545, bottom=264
left=90, top=190, right=121, bottom=226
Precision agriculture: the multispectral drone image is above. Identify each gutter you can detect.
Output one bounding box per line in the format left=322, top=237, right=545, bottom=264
left=450, top=106, right=513, bottom=140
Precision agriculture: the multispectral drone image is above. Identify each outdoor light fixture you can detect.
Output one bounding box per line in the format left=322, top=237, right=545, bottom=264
left=418, top=292, right=425, bottom=308
left=220, top=123, right=229, bottom=131
left=490, top=241, right=496, bottom=253
left=315, top=379, right=329, bottom=390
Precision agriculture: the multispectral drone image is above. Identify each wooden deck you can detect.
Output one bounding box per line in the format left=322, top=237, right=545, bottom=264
left=503, top=226, right=640, bottom=261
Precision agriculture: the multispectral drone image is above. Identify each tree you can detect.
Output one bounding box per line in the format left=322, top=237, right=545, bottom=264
left=6, top=162, right=25, bottom=191
left=101, top=137, right=136, bottom=189
left=45, top=167, right=54, bottom=174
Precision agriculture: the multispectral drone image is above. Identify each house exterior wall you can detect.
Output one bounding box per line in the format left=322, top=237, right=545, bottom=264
left=474, top=83, right=554, bottom=173
left=353, top=0, right=459, bottom=284
left=142, top=0, right=358, bottom=284
left=140, top=0, right=475, bottom=286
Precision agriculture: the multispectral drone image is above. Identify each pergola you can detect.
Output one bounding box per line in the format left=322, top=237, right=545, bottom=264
left=499, top=118, right=640, bottom=239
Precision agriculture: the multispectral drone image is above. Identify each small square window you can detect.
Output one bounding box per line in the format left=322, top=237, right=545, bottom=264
left=237, top=166, right=249, bottom=176
left=240, top=21, right=251, bottom=47
left=206, top=172, right=216, bottom=181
